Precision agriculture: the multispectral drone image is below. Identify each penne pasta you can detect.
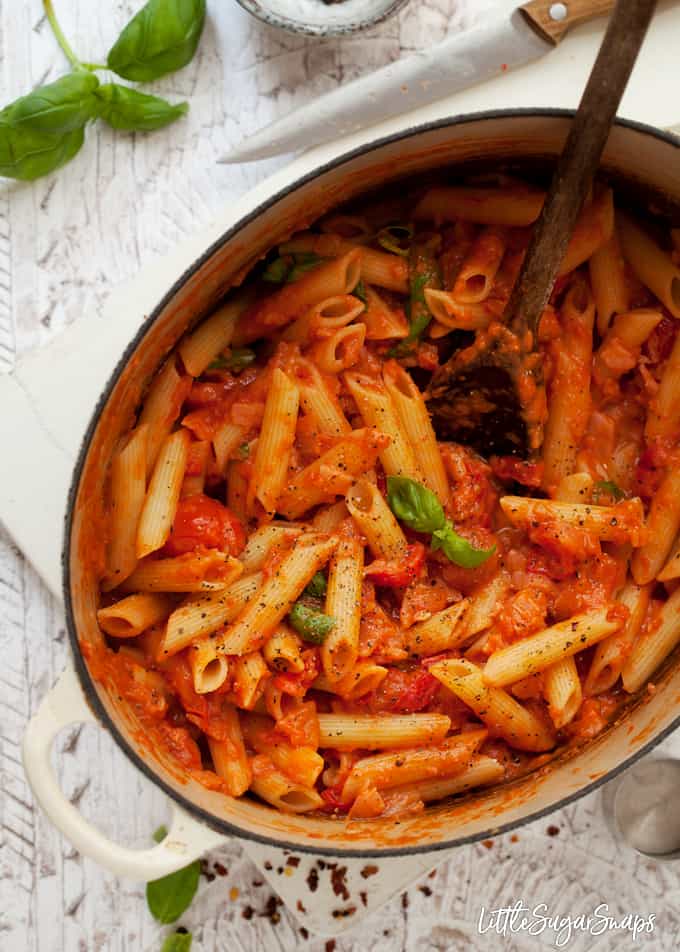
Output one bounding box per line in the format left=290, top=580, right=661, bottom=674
left=239, top=524, right=301, bottom=574
left=618, top=210, right=680, bottom=318
left=585, top=582, right=651, bottom=695
left=631, top=467, right=680, bottom=585
left=231, top=651, right=270, bottom=709
left=360, top=285, right=409, bottom=340
left=322, top=537, right=364, bottom=682
left=262, top=625, right=304, bottom=673
left=622, top=587, right=680, bottom=693
left=451, top=226, right=506, bottom=303
left=248, top=368, right=300, bottom=516
left=208, top=707, right=252, bottom=796
left=249, top=756, right=324, bottom=813
left=383, top=360, right=449, bottom=503
left=103, top=424, right=149, bottom=591
left=190, top=639, right=229, bottom=694
left=402, top=600, right=470, bottom=657
left=293, top=356, right=351, bottom=436
left=430, top=659, right=555, bottom=752
left=281, top=294, right=365, bottom=344
left=558, top=188, right=614, bottom=275
left=138, top=358, right=193, bottom=476
left=279, top=234, right=409, bottom=293
left=543, top=657, right=582, bottom=729
left=313, top=660, right=388, bottom=700
left=414, top=186, right=545, bottom=227
left=589, top=229, right=630, bottom=335
left=387, top=754, right=505, bottom=804
left=212, top=422, right=246, bottom=475
left=500, top=495, right=646, bottom=546
left=97, top=592, right=174, bottom=639
left=241, top=714, right=323, bottom=788
left=645, top=329, right=680, bottom=442
left=483, top=608, right=625, bottom=687
left=136, top=428, right=191, bottom=559
left=122, top=550, right=243, bottom=594
left=317, top=713, right=451, bottom=750
left=345, top=479, right=407, bottom=560
left=423, top=289, right=500, bottom=331
left=307, top=322, right=366, bottom=375
left=179, top=290, right=251, bottom=377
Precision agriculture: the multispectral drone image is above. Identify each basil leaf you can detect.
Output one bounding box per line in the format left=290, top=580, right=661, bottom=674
left=262, top=256, right=292, bottom=284
left=386, top=476, right=446, bottom=535
left=1, top=72, right=100, bottom=134
left=431, top=524, right=495, bottom=568
left=208, top=348, right=256, bottom=372
left=146, top=825, right=200, bottom=924
left=107, top=0, right=207, bottom=82
left=0, top=122, right=85, bottom=181
left=95, top=84, right=188, bottom=131
left=593, top=480, right=624, bottom=502
left=353, top=279, right=368, bottom=304
left=161, top=931, right=192, bottom=952
left=388, top=242, right=441, bottom=356
left=288, top=602, right=335, bottom=645
left=304, top=571, right=327, bottom=598
left=376, top=223, right=413, bottom=257
left=287, top=253, right=323, bottom=283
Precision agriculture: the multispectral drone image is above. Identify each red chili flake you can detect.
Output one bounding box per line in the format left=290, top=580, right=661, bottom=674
left=418, top=885, right=433, bottom=897
left=307, top=868, right=319, bottom=892
left=546, top=825, right=560, bottom=837
left=286, top=856, right=300, bottom=868
left=359, top=891, right=368, bottom=907
left=361, top=864, right=379, bottom=879
left=264, top=861, right=273, bottom=870
left=332, top=907, right=356, bottom=919
left=401, top=892, right=410, bottom=909
left=297, top=900, right=307, bottom=913
left=331, top=866, right=350, bottom=901
left=300, top=928, right=309, bottom=939
left=326, top=942, right=337, bottom=952
left=214, top=862, right=228, bottom=877
left=242, top=906, right=254, bottom=920
left=510, top=834, right=519, bottom=843
left=501, top=62, right=508, bottom=71
left=482, top=839, right=494, bottom=850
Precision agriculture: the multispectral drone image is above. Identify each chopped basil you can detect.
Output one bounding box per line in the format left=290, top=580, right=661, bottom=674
left=388, top=241, right=441, bottom=356
left=288, top=602, right=336, bottom=645
left=262, top=255, right=292, bottom=284
left=593, top=480, right=625, bottom=502
left=207, top=347, right=256, bottom=372
left=146, top=826, right=200, bottom=924
left=304, top=571, right=327, bottom=598
left=353, top=279, right=368, bottom=304
left=262, top=252, right=323, bottom=285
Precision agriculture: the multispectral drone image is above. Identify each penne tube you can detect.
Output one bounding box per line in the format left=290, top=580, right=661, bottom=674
left=621, top=588, right=680, bottom=694
left=138, top=358, right=193, bottom=476
left=281, top=294, right=365, bottom=344
left=383, top=360, right=449, bottom=503
left=239, top=524, right=301, bottom=574
left=451, top=226, right=506, bottom=303
left=618, top=210, right=680, bottom=319
left=645, top=330, right=680, bottom=442
left=414, top=186, right=545, bottom=227
left=464, top=576, right=511, bottom=638
left=423, top=289, right=500, bottom=331
left=341, top=729, right=487, bottom=801
left=215, top=535, right=337, bottom=656
left=430, top=659, right=555, bottom=752
left=136, top=428, right=191, bottom=559
left=241, top=715, right=323, bottom=788
left=594, top=309, right=663, bottom=385
left=293, top=356, right=351, bottom=436
left=542, top=280, right=595, bottom=489
left=307, top=322, right=366, bottom=374
left=226, top=459, right=249, bottom=522
left=208, top=707, right=252, bottom=796
left=234, top=250, right=363, bottom=343
left=499, top=495, right=646, bottom=546
left=344, top=372, right=422, bottom=481
left=322, top=537, right=364, bottom=682
left=162, top=572, right=263, bottom=656
left=346, top=479, right=407, bottom=560
left=279, top=234, right=409, bottom=293
left=387, top=754, right=505, bottom=804
left=212, top=422, right=246, bottom=475
left=622, top=587, right=680, bottom=693
left=178, top=290, right=251, bottom=376
left=263, top=625, right=304, bottom=673
left=249, top=368, right=300, bottom=516
left=103, top=424, right=149, bottom=591
left=249, top=756, right=324, bottom=813
left=277, top=428, right=387, bottom=519
left=312, top=501, right=349, bottom=532
left=317, top=713, right=451, bottom=750
left=359, top=285, right=409, bottom=340
left=543, top=657, right=582, bottom=729
left=402, top=600, right=470, bottom=657
left=589, top=229, right=630, bottom=336
left=558, top=188, right=613, bottom=275
left=632, top=467, right=680, bottom=585
left=97, top=592, right=174, bottom=639
left=189, top=639, right=229, bottom=694
left=483, top=607, right=625, bottom=687
left=122, top=550, right=243, bottom=594
left=585, top=582, right=651, bottom=695
left=181, top=440, right=211, bottom=498
left=553, top=472, right=594, bottom=504
left=231, top=651, right=269, bottom=709
left=314, top=660, right=388, bottom=700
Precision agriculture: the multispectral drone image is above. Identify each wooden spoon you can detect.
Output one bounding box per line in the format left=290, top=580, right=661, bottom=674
left=426, top=0, right=657, bottom=458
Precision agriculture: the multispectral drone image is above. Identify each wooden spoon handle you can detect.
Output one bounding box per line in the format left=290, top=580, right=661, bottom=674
left=507, top=0, right=657, bottom=340
left=521, top=0, right=616, bottom=45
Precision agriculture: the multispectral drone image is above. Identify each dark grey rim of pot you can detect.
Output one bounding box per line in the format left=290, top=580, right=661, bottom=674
left=233, top=0, right=410, bottom=37
left=62, top=108, right=680, bottom=857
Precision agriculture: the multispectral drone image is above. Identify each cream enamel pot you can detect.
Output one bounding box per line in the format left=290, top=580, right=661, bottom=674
left=22, top=111, right=680, bottom=881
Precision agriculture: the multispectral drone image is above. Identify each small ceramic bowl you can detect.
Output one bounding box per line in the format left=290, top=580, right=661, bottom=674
left=234, top=0, right=409, bottom=37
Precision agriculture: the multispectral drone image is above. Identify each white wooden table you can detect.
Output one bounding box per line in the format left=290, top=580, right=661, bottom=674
left=3, top=1, right=680, bottom=949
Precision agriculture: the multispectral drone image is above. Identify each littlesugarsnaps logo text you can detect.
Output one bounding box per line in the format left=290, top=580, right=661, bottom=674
left=477, top=900, right=656, bottom=947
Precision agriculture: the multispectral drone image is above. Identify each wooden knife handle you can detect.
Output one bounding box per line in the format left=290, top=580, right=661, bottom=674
left=521, top=0, right=616, bottom=44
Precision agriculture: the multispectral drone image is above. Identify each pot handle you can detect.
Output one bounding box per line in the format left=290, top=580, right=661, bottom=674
left=22, top=664, right=228, bottom=881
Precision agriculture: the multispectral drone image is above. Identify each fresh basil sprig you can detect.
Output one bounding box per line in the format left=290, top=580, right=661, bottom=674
left=288, top=602, right=336, bottom=645
left=304, top=571, right=328, bottom=598
left=0, top=0, right=202, bottom=182
left=388, top=241, right=441, bottom=357
left=146, top=826, right=201, bottom=924
left=386, top=476, right=494, bottom=569
left=593, top=480, right=625, bottom=503
left=161, top=931, right=192, bottom=952
left=107, top=0, right=207, bottom=82
left=95, top=84, right=188, bottom=131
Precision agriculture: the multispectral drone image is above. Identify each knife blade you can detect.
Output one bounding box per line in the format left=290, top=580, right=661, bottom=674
left=221, top=7, right=552, bottom=163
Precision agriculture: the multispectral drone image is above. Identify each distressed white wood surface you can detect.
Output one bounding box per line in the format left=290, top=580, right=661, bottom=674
left=2, top=1, right=680, bottom=950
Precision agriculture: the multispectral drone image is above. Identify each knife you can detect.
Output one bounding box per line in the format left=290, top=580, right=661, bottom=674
left=220, top=0, right=616, bottom=164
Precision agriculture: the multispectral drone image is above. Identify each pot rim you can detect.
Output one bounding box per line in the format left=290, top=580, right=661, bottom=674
left=62, top=107, right=680, bottom=857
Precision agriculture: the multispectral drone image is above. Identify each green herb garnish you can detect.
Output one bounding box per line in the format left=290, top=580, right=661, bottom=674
left=146, top=826, right=201, bottom=924
left=304, top=571, right=328, bottom=598
left=593, top=480, right=625, bottom=503
left=208, top=348, right=256, bottom=373
left=376, top=223, right=413, bottom=257
left=353, top=279, right=368, bottom=304
left=288, top=602, right=336, bottom=645
left=388, top=242, right=441, bottom=357
left=161, top=931, right=192, bottom=952
left=386, top=476, right=494, bottom=569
